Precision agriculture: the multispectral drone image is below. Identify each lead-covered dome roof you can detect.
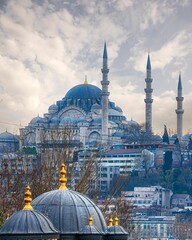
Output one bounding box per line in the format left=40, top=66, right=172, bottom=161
left=0, top=210, right=58, bottom=239
left=32, top=190, right=107, bottom=234
left=65, top=84, right=102, bottom=100
left=0, top=131, right=18, bottom=142
left=32, top=164, right=107, bottom=234
left=0, top=185, right=59, bottom=240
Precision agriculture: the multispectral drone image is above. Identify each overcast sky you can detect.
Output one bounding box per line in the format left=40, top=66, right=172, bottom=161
left=0, top=0, right=192, bottom=135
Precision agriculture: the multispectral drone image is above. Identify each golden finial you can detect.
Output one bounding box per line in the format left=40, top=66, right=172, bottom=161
left=114, top=213, right=119, bottom=226
left=89, top=214, right=93, bottom=226
left=84, top=75, right=88, bottom=84
left=59, top=163, right=68, bottom=190
left=6, top=213, right=10, bottom=219
left=23, top=184, right=33, bottom=210
left=108, top=215, right=113, bottom=226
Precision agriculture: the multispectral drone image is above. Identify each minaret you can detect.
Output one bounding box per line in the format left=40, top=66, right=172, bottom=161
left=101, top=42, right=109, bottom=142
left=144, top=53, right=153, bottom=134
left=175, top=73, right=184, bottom=141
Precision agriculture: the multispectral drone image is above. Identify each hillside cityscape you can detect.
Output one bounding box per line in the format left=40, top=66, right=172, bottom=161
left=1, top=1, right=192, bottom=240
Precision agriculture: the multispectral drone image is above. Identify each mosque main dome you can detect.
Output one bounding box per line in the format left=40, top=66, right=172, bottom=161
left=65, top=84, right=102, bottom=100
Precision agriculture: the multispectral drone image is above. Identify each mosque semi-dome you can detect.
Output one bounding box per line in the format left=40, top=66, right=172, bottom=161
left=65, top=84, right=102, bottom=100
left=32, top=164, right=107, bottom=235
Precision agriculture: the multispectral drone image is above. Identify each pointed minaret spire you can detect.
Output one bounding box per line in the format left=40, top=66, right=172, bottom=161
left=178, top=72, right=182, bottom=90
left=103, top=42, right=108, bottom=59
left=144, top=52, right=153, bottom=134
left=176, top=72, right=184, bottom=141
left=147, top=52, right=151, bottom=71
left=101, top=42, right=110, bottom=142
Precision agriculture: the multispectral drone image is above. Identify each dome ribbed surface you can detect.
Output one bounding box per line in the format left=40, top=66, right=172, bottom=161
left=107, top=226, right=127, bottom=234
left=0, top=210, right=58, bottom=237
left=65, top=84, right=101, bottom=100
left=32, top=189, right=107, bottom=234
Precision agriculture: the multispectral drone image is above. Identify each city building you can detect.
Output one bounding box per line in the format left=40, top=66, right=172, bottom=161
left=130, top=215, right=175, bottom=240
left=122, top=186, right=173, bottom=209
left=171, top=194, right=192, bottom=210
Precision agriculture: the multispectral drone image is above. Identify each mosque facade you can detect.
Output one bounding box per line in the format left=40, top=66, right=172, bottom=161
left=19, top=44, right=141, bottom=150
left=0, top=44, right=185, bottom=153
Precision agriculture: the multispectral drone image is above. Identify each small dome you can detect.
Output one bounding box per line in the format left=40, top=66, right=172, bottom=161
left=50, top=117, right=60, bottom=124
left=65, top=84, right=101, bottom=100
left=92, top=117, right=102, bottom=124
left=78, top=117, right=89, bottom=123
left=0, top=185, right=59, bottom=239
left=92, top=103, right=101, bottom=110
left=59, top=117, right=77, bottom=125
left=127, top=119, right=140, bottom=128
left=105, top=216, right=127, bottom=240
left=0, top=210, right=59, bottom=239
left=108, top=109, right=122, bottom=116
left=80, top=222, right=102, bottom=240
left=107, top=225, right=127, bottom=234
left=48, top=104, right=58, bottom=114
left=112, top=132, right=124, bottom=137
left=0, top=131, right=18, bottom=142
left=30, top=116, right=45, bottom=124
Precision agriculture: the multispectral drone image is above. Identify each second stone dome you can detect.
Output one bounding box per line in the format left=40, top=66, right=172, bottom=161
left=32, top=164, right=107, bottom=234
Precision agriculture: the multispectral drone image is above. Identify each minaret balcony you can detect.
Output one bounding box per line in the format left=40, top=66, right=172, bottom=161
left=145, top=78, right=153, bottom=83
left=176, top=97, right=184, bottom=101
left=101, top=80, right=110, bottom=85
left=144, top=88, right=153, bottom=93
left=175, top=109, right=184, bottom=114
left=101, top=69, right=109, bottom=73
left=144, top=99, right=153, bottom=103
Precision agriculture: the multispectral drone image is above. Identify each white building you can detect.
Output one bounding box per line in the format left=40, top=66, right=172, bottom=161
left=122, top=186, right=173, bottom=209
left=130, top=215, right=175, bottom=240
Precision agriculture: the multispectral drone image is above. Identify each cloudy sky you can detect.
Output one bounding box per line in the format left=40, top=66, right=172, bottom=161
left=0, top=0, right=192, bottom=135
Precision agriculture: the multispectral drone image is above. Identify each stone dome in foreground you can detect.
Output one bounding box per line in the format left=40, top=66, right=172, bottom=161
left=32, top=164, right=107, bottom=234
left=0, top=185, right=58, bottom=240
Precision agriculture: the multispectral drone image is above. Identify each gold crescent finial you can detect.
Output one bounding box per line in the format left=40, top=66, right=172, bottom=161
left=84, top=75, right=88, bottom=84
left=108, top=215, right=113, bottom=226
left=114, top=213, right=119, bottom=226
left=23, top=184, right=33, bottom=210
left=59, top=163, right=68, bottom=190
left=89, top=213, right=93, bottom=226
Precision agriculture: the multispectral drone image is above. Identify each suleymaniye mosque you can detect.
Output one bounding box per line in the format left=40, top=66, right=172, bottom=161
left=19, top=43, right=142, bottom=149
